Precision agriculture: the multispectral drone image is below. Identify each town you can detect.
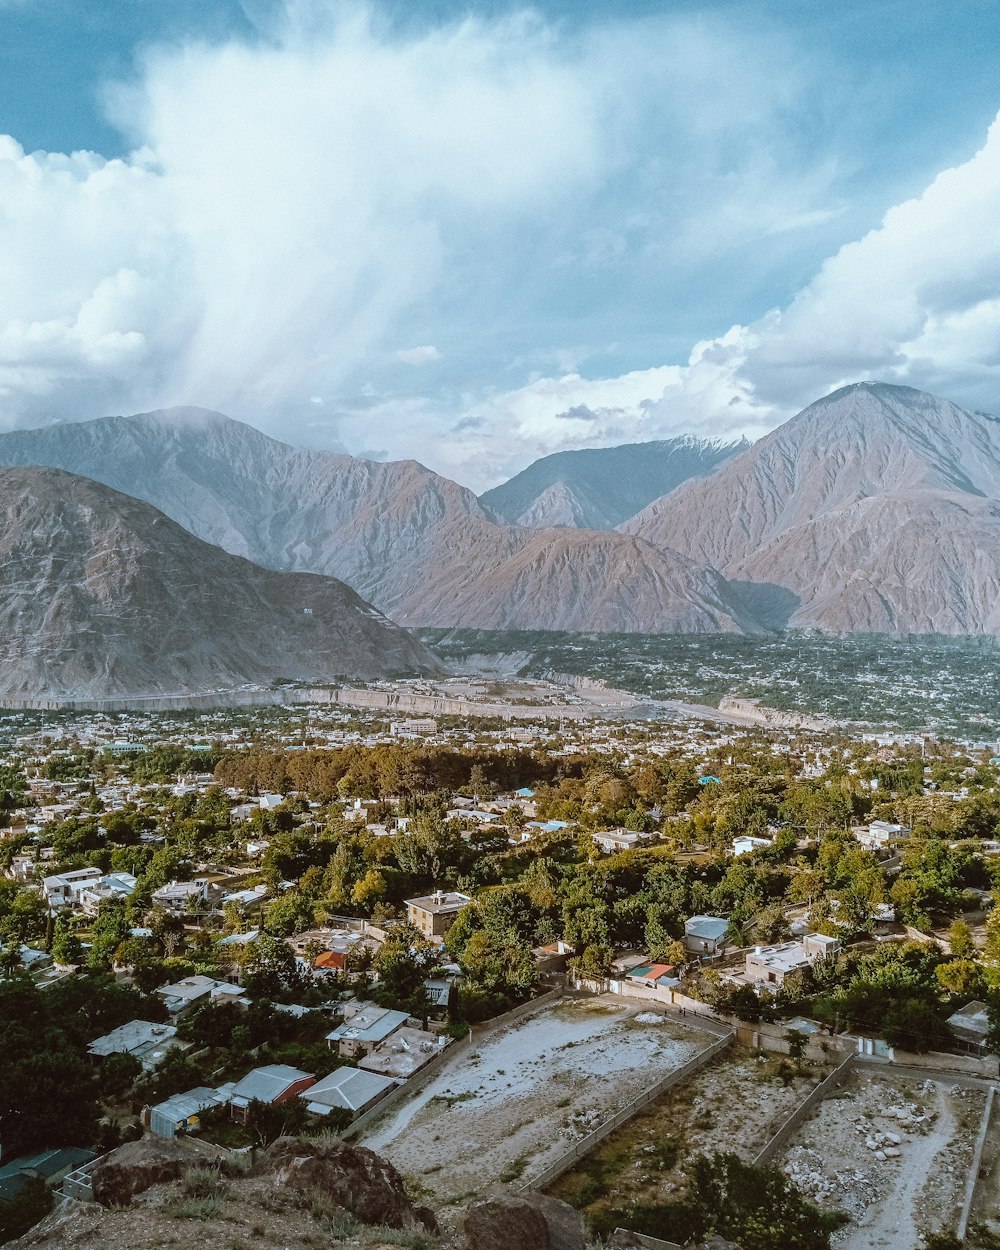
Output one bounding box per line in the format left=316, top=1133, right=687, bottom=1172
left=2, top=686, right=1000, bottom=1249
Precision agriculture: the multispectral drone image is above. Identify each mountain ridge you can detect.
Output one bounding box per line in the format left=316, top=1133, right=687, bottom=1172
left=481, top=434, right=748, bottom=529
left=623, top=381, right=1000, bottom=634
left=0, top=465, right=437, bottom=700
left=0, top=410, right=757, bottom=634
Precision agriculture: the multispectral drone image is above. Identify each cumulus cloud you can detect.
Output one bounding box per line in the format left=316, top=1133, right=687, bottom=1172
left=452, top=114, right=1000, bottom=489
left=0, top=1, right=998, bottom=490
left=0, top=6, right=604, bottom=428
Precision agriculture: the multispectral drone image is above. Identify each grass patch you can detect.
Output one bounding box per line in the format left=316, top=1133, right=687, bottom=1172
left=163, top=1196, right=225, bottom=1221
left=498, top=1155, right=531, bottom=1184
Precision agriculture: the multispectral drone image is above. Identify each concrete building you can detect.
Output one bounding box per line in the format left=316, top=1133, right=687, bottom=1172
left=405, top=890, right=472, bottom=942
left=744, top=933, right=840, bottom=990
left=156, top=975, right=247, bottom=1017
left=683, top=915, right=730, bottom=956
left=358, top=1027, right=449, bottom=1081
left=326, top=1002, right=409, bottom=1058
left=87, top=1019, right=180, bottom=1071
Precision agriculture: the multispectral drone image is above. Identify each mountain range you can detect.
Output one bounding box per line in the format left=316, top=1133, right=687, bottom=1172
left=480, top=435, right=746, bottom=529
left=0, top=381, right=998, bottom=678
left=0, top=467, right=436, bottom=700
left=0, top=409, right=752, bottom=633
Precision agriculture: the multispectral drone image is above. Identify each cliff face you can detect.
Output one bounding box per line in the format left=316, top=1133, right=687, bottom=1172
left=0, top=466, right=437, bottom=700
left=624, top=382, right=1000, bottom=634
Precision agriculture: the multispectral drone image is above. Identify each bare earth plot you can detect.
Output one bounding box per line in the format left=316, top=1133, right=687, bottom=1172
left=549, top=1047, right=837, bottom=1225
left=361, top=997, right=708, bottom=1207
left=779, top=1069, right=985, bottom=1250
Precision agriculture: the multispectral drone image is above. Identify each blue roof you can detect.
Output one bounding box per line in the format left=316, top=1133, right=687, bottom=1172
left=699, top=775, right=722, bottom=784
left=515, top=788, right=535, bottom=797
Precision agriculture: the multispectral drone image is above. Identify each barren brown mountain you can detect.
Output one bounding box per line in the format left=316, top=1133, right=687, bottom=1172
left=623, top=382, right=1000, bottom=634
left=0, top=409, right=756, bottom=633
left=0, top=466, right=437, bottom=700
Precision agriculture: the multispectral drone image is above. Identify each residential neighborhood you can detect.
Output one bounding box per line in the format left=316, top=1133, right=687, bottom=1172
left=1, top=692, right=1000, bottom=1246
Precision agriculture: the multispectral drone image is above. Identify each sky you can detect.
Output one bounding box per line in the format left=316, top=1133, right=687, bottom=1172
left=1, top=0, right=1000, bottom=489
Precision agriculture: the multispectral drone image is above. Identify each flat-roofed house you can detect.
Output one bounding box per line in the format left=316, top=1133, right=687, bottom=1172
left=87, top=1019, right=180, bottom=1071
left=358, top=1027, right=449, bottom=1081
left=405, top=890, right=472, bottom=942
left=42, top=867, right=102, bottom=909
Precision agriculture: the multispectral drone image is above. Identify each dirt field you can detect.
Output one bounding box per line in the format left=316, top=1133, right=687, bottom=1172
left=548, top=1047, right=836, bottom=1224
left=779, top=1068, right=986, bottom=1250
left=360, top=997, right=709, bottom=1208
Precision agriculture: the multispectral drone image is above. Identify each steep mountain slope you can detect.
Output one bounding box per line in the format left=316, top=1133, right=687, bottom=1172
left=0, top=410, right=757, bottom=633
left=402, top=523, right=758, bottom=632
left=481, top=436, right=747, bottom=529
left=624, top=382, right=1000, bottom=633
left=0, top=408, right=490, bottom=614
left=0, top=467, right=436, bottom=700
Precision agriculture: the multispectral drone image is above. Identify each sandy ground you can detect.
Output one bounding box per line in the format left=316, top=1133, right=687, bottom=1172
left=779, top=1069, right=985, bottom=1250
left=549, top=1047, right=835, bottom=1221
left=361, top=997, right=708, bottom=1207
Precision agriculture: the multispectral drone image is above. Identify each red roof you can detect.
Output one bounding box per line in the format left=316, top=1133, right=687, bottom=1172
left=314, top=951, right=347, bottom=970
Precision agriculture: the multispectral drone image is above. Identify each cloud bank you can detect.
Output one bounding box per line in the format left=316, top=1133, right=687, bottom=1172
left=444, top=114, right=1000, bottom=487
left=0, top=3, right=998, bottom=490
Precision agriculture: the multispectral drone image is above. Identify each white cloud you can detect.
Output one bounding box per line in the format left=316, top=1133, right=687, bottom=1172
left=395, top=345, right=441, bottom=366
left=0, top=3, right=997, bottom=490
left=450, top=113, right=1000, bottom=488
left=0, top=8, right=605, bottom=427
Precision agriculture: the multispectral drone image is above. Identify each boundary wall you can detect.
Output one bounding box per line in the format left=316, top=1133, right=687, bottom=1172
left=752, top=1053, right=856, bottom=1166
left=520, top=1030, right=734, bottom=1193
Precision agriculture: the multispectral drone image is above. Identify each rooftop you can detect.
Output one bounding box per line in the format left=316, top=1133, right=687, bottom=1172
left=302, top=1067, right=397, bottom=1114
left=405, top=891, right=471, bottom=914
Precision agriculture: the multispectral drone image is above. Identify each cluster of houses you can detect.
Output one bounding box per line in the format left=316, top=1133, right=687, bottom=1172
left=81, top=984, right=458, bottom=1139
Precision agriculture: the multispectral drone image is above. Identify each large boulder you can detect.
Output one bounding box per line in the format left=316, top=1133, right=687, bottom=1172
left=90, top=1136, right=196, bottom=1207
left=257, top=1137, right=436, bottom=1232
left=462, top=1192, right=585, bottom=1250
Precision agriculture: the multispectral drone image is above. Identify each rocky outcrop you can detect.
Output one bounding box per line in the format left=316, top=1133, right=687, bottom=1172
left=461, top=1191, right=585, bottom=1250
left=0, top=466, right=437, bottom=701
left=257, top=1136, right=437, bottom=1232
left=90, top=1136, right=196, bottom=1206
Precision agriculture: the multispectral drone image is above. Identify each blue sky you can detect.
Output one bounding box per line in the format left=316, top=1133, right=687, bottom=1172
left=1, top=0, right=999, bottom=486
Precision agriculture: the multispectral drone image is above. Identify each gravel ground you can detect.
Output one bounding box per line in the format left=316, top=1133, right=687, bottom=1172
left=361, top=997, right=708, bottom=1207
left=779, top=1069, right=985, bottom=1250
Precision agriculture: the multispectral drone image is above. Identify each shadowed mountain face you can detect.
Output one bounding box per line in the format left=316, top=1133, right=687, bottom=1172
left=0, top=467, right=438, bottom=699
left=480, top=436, right=747, bottom=530
left=0, top=410, right=758, bottom=633
left=623, top=382, right=1000, bottom=634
